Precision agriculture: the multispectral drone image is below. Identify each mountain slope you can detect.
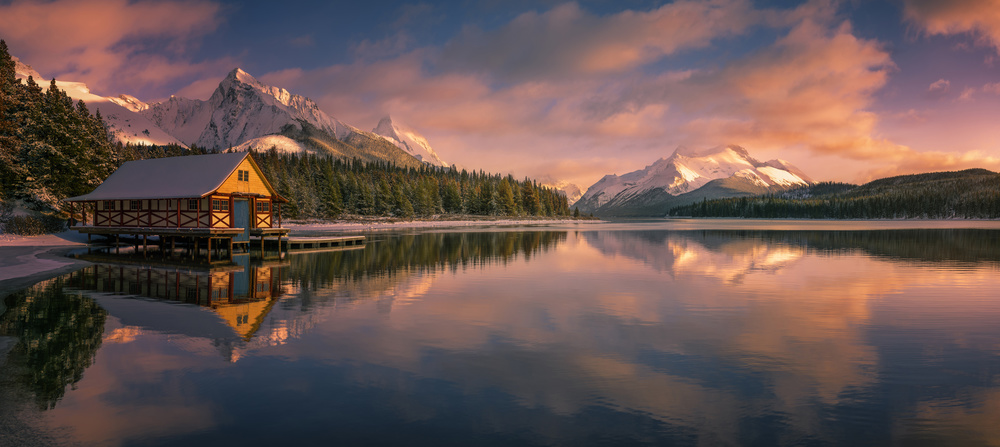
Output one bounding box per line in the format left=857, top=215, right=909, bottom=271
left=372, top=116, right=448, bottom=167
left=610, top=176, right=782, bottom=216
left=141, top=68, right=359, bottom=150
left=136, top=68, right=422, bottom=168
left=12, top=56, right=184, bottom=147
left=576, top=145, right=811, bottom=216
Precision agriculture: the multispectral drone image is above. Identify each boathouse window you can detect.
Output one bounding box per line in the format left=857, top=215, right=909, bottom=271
left=256, top=201, right=270, bottom=213
left=103, top=200, right=115, bottom=210
left=188, top=199, right=198, bottom=210
left=129, top=200, right=141, bottom=210
left=238, top=169, right=249, bottom=182
left=212, top=199, right=229, bottom=211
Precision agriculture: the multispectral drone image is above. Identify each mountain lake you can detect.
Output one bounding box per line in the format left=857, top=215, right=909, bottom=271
left=3, top=219, right=1000, bottom=446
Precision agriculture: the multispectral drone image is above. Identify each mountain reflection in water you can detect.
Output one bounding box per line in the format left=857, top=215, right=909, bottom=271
left=2, top=227, right=1000, bottom=446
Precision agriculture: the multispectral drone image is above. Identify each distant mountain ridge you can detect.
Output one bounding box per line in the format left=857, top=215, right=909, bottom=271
left=576, top=145, right=812, bottom=216
left=669, top=169, right=1000, bottom=219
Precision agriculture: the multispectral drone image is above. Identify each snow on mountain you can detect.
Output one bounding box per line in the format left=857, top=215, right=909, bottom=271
left=109, top=94, right=149, bottom=113
left=577, top=145, right=812, bottom=211
left=12, top=55, right=41, bottom=79
left=12, top=56, right=185, bottom=147
left=140, top=95, right=213, bottom=146
left=372, top=116, right=448, bottom=167
left=232, top=135, right=309, bottom=154
left=537, top=176, right=583, bottom=205
left=141, top=68, right=360, bottom=150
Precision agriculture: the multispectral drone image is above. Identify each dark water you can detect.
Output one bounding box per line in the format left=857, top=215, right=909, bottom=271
left=4, top=222, right=1000, bottom=446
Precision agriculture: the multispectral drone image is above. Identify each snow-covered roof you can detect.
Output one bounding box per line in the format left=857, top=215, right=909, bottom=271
left=67, top=152, right=272, bottom=201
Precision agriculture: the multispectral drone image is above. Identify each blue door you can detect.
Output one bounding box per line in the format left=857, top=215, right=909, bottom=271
left=232, top=253, right=250, bottom=299
left=233, top=199, right=250, bottom=242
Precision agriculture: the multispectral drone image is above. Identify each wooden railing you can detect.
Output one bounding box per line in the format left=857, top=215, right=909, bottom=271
left=93, top=209, right=209, bottom=228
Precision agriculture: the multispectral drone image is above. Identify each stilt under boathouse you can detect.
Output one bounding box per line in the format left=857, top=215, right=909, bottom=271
left=65, top=152, right=290, bottom=262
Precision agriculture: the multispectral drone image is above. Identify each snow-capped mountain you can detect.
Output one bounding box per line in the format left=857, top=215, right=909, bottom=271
left=537, top=177, right=584, bottom=206
left=372, top=116, right=448, bottom=167
left=576, top=145, right=812, bottom=215
left=12, top=54, right=425, bottom=168
left=12, top=56, right=185, bottom=147
left=141, top=68, right=360, bottom=150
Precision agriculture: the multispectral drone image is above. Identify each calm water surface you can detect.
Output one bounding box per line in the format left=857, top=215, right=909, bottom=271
left=3, top=220, right=1000, bottom=446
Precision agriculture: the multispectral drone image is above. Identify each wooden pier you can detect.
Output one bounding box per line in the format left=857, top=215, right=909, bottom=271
left=286, top=236, right=365, bottom=251
left=73, top=225, right=289, bottom=262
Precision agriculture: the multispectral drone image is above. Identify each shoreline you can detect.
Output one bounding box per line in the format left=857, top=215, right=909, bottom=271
left=0, top=230, right=93, bottom=300
left=283, top=216, right=596, bottom=233
left=0, top=245, right=93, bottom=304
left=0, top=218, right=596, bottom=298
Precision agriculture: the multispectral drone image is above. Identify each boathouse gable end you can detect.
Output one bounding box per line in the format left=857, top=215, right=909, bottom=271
left=216, top=158, right=272, bottom=196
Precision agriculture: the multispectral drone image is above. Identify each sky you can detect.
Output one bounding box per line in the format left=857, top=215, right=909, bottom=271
left=3, top=0, right=1000, bottom=189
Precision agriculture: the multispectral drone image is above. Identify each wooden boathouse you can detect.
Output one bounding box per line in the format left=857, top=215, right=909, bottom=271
left=66, top=152, right=289, bottom=260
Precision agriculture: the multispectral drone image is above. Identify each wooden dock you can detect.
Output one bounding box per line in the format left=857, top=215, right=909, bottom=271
left=285, top=236, right=365, bottom=251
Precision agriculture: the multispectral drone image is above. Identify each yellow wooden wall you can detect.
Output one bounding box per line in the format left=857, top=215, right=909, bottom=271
left=217, top=158, right=272, bottom=196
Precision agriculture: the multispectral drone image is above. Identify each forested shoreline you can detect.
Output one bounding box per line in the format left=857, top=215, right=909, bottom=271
left=254, top=150, right=569, bottom=219
left=669, top=170, right=1000, bottom=219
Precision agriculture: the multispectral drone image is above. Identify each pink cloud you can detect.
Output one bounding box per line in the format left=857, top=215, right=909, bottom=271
left=903, top=0, right=1000, bottom=54
left=926, top=78, right=952, bottom=99
left=0, top=0, right=226, bottom=96
left=983, top=82, right=1000, bottom=94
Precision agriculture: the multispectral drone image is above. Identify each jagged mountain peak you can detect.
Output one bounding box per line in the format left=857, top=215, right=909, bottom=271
left=141, top=66, right=361, bottom=149
left=228, top=67, right=251, bottom=80
left=374, top=115, right=400, bottom=139
left=372, top=114, right=448, bottom=167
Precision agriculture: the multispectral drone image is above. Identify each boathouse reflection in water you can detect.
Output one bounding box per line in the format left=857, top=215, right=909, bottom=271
left=64, top=257, right=286, bottom=341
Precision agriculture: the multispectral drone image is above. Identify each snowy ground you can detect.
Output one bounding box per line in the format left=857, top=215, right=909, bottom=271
left=0, top=231, right=90, bottom=294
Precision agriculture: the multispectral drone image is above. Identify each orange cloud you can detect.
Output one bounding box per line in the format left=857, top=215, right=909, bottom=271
left=0, top=0, right=226, bottom=96
left=903, top=0, right=1000, bottom=54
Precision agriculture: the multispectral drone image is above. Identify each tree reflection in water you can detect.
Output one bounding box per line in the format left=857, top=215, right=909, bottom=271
left=1, top=277, right=106, bottom=410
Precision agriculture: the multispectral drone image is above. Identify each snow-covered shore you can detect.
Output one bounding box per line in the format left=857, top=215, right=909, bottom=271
left=0, top=230, right=92, bottom=298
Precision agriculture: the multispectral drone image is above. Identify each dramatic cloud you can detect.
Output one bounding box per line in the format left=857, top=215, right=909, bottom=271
left=0, top=0, right=228, bottom=96
left=441, top=0, right=762, bottom=80
left=656, top=20, right=895, bottom=160
left=263, top=4, right=976, bottom=186
left=903, top=0, right=1000, bottom=53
